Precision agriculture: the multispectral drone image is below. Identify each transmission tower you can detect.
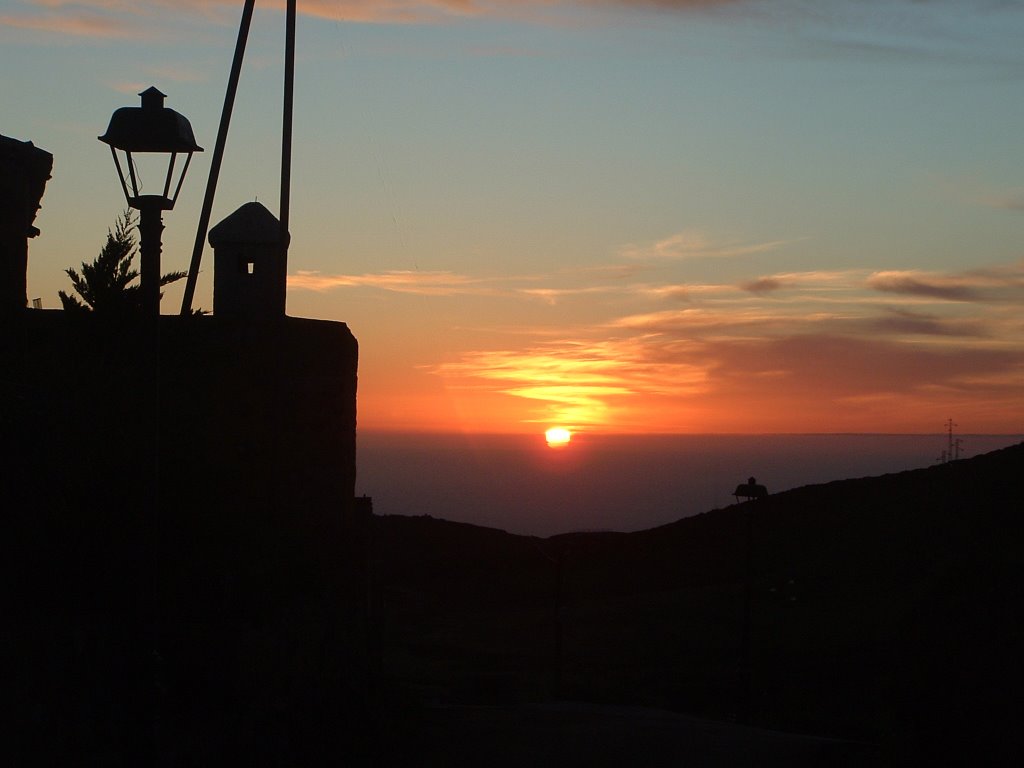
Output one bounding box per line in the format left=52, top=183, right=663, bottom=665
left=940, top=419, right=963, bottom=463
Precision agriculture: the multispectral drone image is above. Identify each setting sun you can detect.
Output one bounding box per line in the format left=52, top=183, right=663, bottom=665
left=545, top=427, right=572, bottom=447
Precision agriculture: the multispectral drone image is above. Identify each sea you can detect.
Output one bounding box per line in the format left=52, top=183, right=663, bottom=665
left=354, top=433, right=1023, bottom=537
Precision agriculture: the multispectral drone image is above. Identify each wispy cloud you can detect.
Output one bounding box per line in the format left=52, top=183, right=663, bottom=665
left=866, top=308, right=990, bottom=339
left=713, top=334, right=1024, bottom=400
left=285, top=0, right=747, bottom=25
left=10, top=0, right=1023, bottom=63
left=738, top=269, right=871, bottom=296
left=868, top=267, right=1024, bottom=303
left=278, top=0, right=482, bottom=25
left=0, top=9, right=142, bottom=38
left=621, top=231, right=793, bottom=261
left=739, top=276, right=786, bottom=295
left=611, top=299, right=1005, bottom=343
left=868, top=271, right=981, bottom=302
left=3, top=0, right=742, bottom=36
left=517, top=286, right=621, bottom=305
left=643, top=282, right=738, bottom=302
left=111, top=81, right=150, bottom=94
left=289, top=269, right=494, bottom=295
left=977, top=188, right=1024, bottom=213
left=610, top=306, right=788, bottom=334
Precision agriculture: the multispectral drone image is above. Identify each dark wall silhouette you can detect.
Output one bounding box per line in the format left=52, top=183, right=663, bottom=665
left=0, top=135, right=52, bottom=310
left=2, top=311, right=361, bottom=764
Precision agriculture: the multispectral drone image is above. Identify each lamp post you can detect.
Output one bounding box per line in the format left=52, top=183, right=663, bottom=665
left=99, top=87, right=203, bottom=315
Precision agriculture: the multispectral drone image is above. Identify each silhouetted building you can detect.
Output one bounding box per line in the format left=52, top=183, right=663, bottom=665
left=210, top=201, right=288, bottom=318
left=734, top=477, right=768, bottom=502
left=0, top=135, right=52, bottom=311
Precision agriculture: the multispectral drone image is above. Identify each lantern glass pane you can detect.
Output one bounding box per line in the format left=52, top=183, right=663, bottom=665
left=113, top=149, right=192, bottom=209
left=128, top=152, right=167, bottom=198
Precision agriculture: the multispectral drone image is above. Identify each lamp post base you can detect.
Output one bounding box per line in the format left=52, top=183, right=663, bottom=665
left=138, top=204, right=164, bottom=316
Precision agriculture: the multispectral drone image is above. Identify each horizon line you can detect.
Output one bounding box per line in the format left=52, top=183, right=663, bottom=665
left=357, top=430, right=1024, bottom=438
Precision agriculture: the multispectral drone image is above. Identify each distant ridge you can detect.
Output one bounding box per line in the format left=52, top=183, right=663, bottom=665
left=370, top=442, right=1023, bottom=764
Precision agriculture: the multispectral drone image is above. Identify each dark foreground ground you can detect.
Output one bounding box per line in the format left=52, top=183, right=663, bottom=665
left=7, top=425, right=1022, bottom=764
left=377, top=701, right=880, bottom=767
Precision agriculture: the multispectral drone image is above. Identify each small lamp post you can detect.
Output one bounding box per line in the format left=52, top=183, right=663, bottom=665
left=99, top=87, right=203, bottom=314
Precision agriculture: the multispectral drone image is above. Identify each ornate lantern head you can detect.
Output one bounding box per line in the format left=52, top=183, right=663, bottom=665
left=99, top=87, right=203, bottom=211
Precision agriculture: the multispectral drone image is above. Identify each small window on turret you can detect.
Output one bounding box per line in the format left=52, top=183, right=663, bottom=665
left=237, top=253, right=255, bottom=275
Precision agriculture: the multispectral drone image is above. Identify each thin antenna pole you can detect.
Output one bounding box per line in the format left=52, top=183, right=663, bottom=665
left=279, top=0, right=297, bottom=315
left=179, top=0, right=256, bottom=316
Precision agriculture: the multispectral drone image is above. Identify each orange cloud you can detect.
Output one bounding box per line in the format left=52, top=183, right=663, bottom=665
left=287, top=1, right=480, bottom=24
left=708, top=334, right=1020, bottom=396
left=301, top=251, right=1024, bottom=431
left=110, top=65, right=206, bottom=94
left=0, top=10, right=142, bottom=38
left=610, top=307, right=799, bottom=335
left=440, top=331, right=1024, bottom=433
left=4, top=0, right=743, bottom=38
left=421, top=256, right=1024, bottom=433
left=703, top=339, right=1024, bottom=433
left=111, top=81, right=149, bottom=94
left=288, top=269, right=491, bottom=295
left=11, top=0, right=1019, bottom=49
left=431, top=336, right=710, bottom=429
left=29, top=0, right=133, bottom=8
left=280, top=0, right=743, bottom=25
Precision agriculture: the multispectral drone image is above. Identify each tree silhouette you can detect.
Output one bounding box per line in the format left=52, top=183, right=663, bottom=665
left=59, top=209, right=186, bottom=313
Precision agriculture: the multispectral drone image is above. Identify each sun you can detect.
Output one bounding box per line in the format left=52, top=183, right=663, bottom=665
left=545, top=427, right=572, bottom=448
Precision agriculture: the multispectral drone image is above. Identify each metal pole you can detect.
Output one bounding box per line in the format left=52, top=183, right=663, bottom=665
left=179, top=0, right=256, bottom=316
left=138, top=204, right=164, bottom=316
left=279, top=0, right=296, bottom=316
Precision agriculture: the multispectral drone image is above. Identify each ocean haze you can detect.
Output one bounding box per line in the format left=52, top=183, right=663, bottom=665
left=355, top=433, right=1024, bottom=536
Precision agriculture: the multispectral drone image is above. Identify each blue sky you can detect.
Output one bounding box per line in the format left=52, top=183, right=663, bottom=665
left=4, top=0, right=1024, bottom=433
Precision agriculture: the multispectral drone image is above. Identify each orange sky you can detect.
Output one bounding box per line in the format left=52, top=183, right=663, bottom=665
left=7, top=1, right=1024, bottom=435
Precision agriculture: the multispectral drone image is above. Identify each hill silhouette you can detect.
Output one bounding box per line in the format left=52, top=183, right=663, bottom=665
left=368, top=442, right=1022, bottom=765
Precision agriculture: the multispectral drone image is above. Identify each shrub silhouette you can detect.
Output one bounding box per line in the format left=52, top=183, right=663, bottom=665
left=59, top=209, right=186, bottom=314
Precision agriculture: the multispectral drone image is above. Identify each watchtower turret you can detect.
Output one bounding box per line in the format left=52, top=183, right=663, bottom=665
left=209, top=201, right=288, bottom=318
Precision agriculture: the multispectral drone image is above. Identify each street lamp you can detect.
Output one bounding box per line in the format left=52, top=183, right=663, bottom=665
left=99, top=87, right=203, bottom=314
